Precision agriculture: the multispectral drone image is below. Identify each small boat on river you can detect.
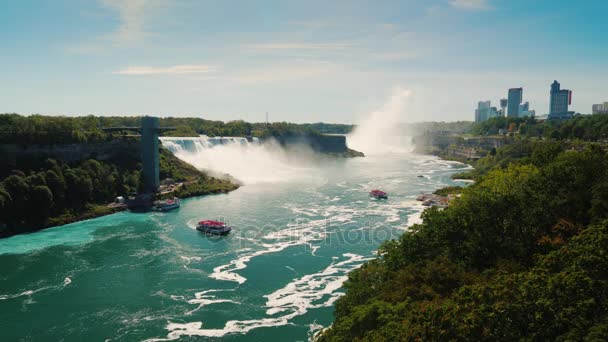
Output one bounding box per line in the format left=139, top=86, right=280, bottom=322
left=196, top=220, right=232, bottom=235
left=155, top=197, right=180, bottom=211
left=370, top=190, right=388, bottom=199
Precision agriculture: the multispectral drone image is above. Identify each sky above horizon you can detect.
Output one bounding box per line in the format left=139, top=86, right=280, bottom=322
left=1, top=0, right=607, bottom=124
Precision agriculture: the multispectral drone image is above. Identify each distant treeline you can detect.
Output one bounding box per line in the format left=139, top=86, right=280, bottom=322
left=0, top=114, right=353, bottom=145
left=406, top=121, right=474, bottom=134
left=320, top=138, right=608, bottom=341
left=471, top=114, right=608, bottom=140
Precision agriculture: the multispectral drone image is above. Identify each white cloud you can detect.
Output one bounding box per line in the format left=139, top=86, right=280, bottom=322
left=66, top=0, right=163, bottom=53
left=113, top=65, right=219, bottom=75
left=100, top=0, right=153, bottom=42
left=448, top=0, right=490, bottom=10
left=245, top=43, right=352, bottom=51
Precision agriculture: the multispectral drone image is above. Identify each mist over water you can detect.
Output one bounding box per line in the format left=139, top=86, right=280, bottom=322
left=161, top=137, right=318, bottom=185
left=163, top=86, right=416, bottom=186
left=347, top=86, right=414, bottom=155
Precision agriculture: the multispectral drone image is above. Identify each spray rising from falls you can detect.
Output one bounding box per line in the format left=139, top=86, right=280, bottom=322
left=160, top=136, right=316, bottom=185
left=347, top=86, right=414, bottom=155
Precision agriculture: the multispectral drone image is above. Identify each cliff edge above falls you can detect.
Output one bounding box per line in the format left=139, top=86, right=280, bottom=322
left=266, top=134, right=365, bottom=158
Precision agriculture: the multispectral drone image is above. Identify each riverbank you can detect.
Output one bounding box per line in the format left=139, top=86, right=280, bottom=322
left=45, top=177, right=239, bottom=231
left=0, top=148, right=240, bottom=239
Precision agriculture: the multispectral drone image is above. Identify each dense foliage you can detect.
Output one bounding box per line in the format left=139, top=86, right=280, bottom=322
left=320, top=142, right=608, bottom=341
left=0, top=158, right=142, bottom=237
left=0, top=114, right=353, bottom=145
left=471, top=114, right=608, bottom=141
left=0, top=147, right=235, bottom=237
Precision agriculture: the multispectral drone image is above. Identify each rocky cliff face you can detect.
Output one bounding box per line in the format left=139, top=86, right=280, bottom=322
left=268, top=134, right=364, bottom=157
left=0, top=140, right=141, bottom=174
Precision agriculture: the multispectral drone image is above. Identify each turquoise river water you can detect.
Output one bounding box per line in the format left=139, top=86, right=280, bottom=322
left=0, top=145, right=469, bottom=341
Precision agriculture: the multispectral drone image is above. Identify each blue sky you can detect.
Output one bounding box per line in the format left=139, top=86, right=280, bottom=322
left=1, top=0, right=606, bottom=123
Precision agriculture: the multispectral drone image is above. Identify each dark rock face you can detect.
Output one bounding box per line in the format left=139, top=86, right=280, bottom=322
left=0, top=140, right=141, bottom=174
left=268, top=134, right=364, bottom=157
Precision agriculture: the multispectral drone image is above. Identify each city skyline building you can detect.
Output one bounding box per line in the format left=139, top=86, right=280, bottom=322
left=474, top=100, right=500, bottom=122
left=518, top=101, right=536, bottom=117
left=549, top=80, right=573, bottom=120
left=593, top=102, right=608, bottom=114
left=500, top=98, right=508, bottom=117
left=507, top=88, right=523, bottom=117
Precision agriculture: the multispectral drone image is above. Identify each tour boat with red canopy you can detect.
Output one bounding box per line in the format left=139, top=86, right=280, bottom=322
left=196, top=220, right=232, bottom=235
left=369, top=190, right=388, bottom=199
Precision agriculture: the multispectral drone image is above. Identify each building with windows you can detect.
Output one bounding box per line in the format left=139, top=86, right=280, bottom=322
left=518, top=101, right=536, bottom=117
left=507, top=88, right=523, bottom=117
left=593, top=102, right=608, bottom=114
left=500, top=98, right=508, bottom=117
left=474, top=101, right=500, bottom=122
left=548, top=80, right=573, bottom=120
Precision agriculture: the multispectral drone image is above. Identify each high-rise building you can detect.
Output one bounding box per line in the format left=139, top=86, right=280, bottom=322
left=549, top=80, right=572, bottom=120
left=593, top=103, right=608, bottom=114
left=593, top=104, right=604, bottom=114
left=507, top=88, right=523, bottom=117
left=500, top=98, right=508, bottom=117
left=518, top=101, right=536, bottom=117
left=474, top=101, right=500, bottom=122
left=519, top=101, right=529, bottom=113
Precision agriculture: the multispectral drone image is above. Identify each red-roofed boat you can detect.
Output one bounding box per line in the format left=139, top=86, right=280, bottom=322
left=369, top=190, right=388, bottom=199
left=196, top=220, right=232, bottom=235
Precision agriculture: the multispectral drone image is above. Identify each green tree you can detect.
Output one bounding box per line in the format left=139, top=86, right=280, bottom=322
left=30, top=185, right=53, bottom=223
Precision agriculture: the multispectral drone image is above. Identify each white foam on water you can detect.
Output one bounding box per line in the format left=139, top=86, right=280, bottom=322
left=0, top=277, right=69, bottom=300
left=210, top=215, right=333, bottom=284
left=145, top=253, right=371, bottom=341
left=0, top=289, right=40, bottom=301
left=179, top=255, right=203, bottom=270
left=454, top=178, right=475, bottom=183
left=308, top=321, right=326, bottom=341
left=404, top=203, right=426, bottom=228
left=264, top=253, right=371, bottom=316
left=185, top=289, right=239, bottom=315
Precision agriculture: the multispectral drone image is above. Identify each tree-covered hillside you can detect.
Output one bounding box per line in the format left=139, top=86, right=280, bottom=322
left=0, top=148, right=237, bottom=238
left=0, top=114, right=353, bottom=144
left=319, top=141, right=608, bottom=341
left=471, top=114, right=608, bottom=141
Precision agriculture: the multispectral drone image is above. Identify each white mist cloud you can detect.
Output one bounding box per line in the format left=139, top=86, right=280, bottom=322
left=348, top=86, right=413, bottom=155
left=113, top=65, right=219, bottom=75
